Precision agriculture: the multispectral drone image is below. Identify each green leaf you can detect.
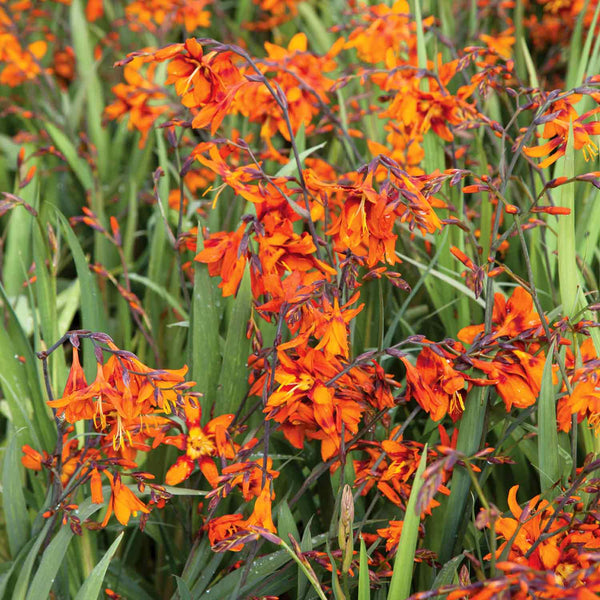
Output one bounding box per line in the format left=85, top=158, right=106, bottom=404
left=431, top=554, right=464, bottom=600
left=3, top=194, right=34, bottom=297
left=11, top=519, right=52, bottom=600
left=74, top=532, right=124, bottom=600
left=437, top=387, right=487, bottom=564
left=127, top=273, right=189, bottom=321
left=538, top=343, right=560, bottom=496
left=32, top=220, right=67, bottom=390
left=189, top=228, right=222, bottom=415
left=200, top=548, right=290, bottom=599
left=174, top=576, right=192, bottom=600
left=277, top=501, right=301, bottom=546
left=215, top=266, right=252, bottom=415
left=56, top=208, right=107, bottom=377
left=44, top=122, right=94, bottom=191
left=297, top=520, right=314, bottom=599
left=161, top=485, right=208, bottom=496
left=566, top=0, right=593, bottom=89
left=396, top=252, right=485, bottom=308
left=388, top=444, right=428, bottom=600
left=0, top=316, right=43, bottom=451
left=0, top=281, right=54, bottom=452
left=2, top=429, right=30, bottom=557
left=203, top=533, right=327, bottom=599
left=25, top=501, right=102, bottom=600
left=70, top=0, right=108, bottom=178
left=0, top=537, right=36, bottom=600
left=187, top=542, right=225, bottom=597
left=556, top=122, right=579, bottom=319
left=274, top=142, right=327, bottom=178
left=358, top=538, right=371, bottom=600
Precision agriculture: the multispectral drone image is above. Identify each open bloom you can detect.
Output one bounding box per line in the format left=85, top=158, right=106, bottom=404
left=101, top=471, right=150, bottom=527
left=524, top=96, right=600, bottom=168
left=163, top=398, right=235, bottom=486
left=401, top=346, right=470, bottom=422
left=458, top=286, right=543, bottom=345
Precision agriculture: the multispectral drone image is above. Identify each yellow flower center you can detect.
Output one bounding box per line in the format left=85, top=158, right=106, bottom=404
left=582, top=139, right=599, bottom=162
left=186, top=426, right=215, bottom=460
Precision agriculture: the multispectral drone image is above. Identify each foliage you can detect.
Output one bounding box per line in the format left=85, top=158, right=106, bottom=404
left=1, top=0, right=600, bottom=599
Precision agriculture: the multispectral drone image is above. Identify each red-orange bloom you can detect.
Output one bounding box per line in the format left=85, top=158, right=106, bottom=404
left=524, top=96, right=600, bottom=168
left=162, top=38, right=245, bottom=133
left=401, top=346, right=471, bottom=422
left=101, top=471, right=150, bottom=527
left=458, top=286, right=543, bottom=345
left=194, top=224, right=247, bottom=297
left=105, top=57, right=168, bottom=147
left=164, top=398, right=235, bottom=487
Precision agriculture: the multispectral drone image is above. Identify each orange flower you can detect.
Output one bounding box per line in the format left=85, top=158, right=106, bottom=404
left=401, top=346, right=471, bottom=422
left=208, top=483, right=277, bottom=552
left=85, top=0, right=103, bottom=21
left=125, top=0, right=211, bottom=32
left=244, top=484, right=277, bottom=535
left=164, top=398, right=235, bottom=487
left=471, top=349, right=551, bottom=411
left=383, top=83, right=471, bottom=143
left=259, top=345, right=395, bottom=461
left=557, top=338, right=600, bottom=433
left=217, top=456, right=279, bottom=501
left=194, top=223, right=247, bottom=297
left=234, top=33, right=340, bottom=141
left=524, top=96, right=600, bottom=168
left=105, top=56, right=168, bottom=147
left=344, top=1, right=414, bottom=65
left=377, top=520, right=404, bottom=552
left=248, top=0, right=301, bottom=30
left=479, top=27, right=515, bottom=60
left=207, top=513, right=246, bottom=551
left=101, top=471, right=150, bottom=527
left=46, top=346, right=94, bottom=422
left=48, top=342, right=189, bottom=460
left=489, top=485, right=600, bottom=583
left=161, top=38, right=245, bottom=133
left=458, top=286, right=542, bottom=345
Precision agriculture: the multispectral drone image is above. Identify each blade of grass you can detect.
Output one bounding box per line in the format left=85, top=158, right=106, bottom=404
left=430, top=554, right=464, bottom=600
left=10, top=519, right=53, bottom=600
left=3, top=184, right=35, bottom=297
left=396, top=252, right=486, bottom=308
left=2, top=428, right=31, bottom=558
left=189, top=228, right=222, bottom=416
left=174, top=576, right=192, bottom=600
left=277, top=501, right=301, bottom=546
left=387, top=444, right=428, bottom=600
left=74, top=532, right=124, bottom=600
left=56, top=208, right=108, bottom=376
left=145, top=129, right=172, bottom=341
left=298, top=520, right=314, bottom=600
left=25, top=501, right=102, bottom=600
left=557, top=125, right=579, bottom=318
left=127, top=273, right=189, bottom=321
left=44, top=121, right=94, bottom=191
left=358, top=538, right=371, bottom=600
left=565, top=0, right=592, bottom=90
left=537, top=343, right=561, bottom=496
left=0, top=318, right=44, bottom=451
left=69, top=0, right=108, bottom=179
left=0, top=280, right=54, bottom=451
left=32, top=217, right=66, bottom=389
left=215, top=266, right=252, bottom=415
left=437, top=387, right=487, bottom=564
